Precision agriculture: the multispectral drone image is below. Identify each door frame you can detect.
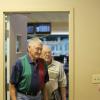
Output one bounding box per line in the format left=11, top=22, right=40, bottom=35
left=0, top=9, right=74, bottom=100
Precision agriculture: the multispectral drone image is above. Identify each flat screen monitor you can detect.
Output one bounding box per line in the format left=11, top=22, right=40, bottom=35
left=27, top=22, right=51, bottom=34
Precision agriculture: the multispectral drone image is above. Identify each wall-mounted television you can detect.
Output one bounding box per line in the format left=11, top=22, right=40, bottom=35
left=27, top=23, right=34, bottom=34
left=27, top=22, right=51, bottom=34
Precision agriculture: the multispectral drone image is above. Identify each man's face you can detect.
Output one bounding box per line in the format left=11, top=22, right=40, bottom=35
left=28, top=42, right=42, bottom=60
left=42, top=48, right=52, bottom=64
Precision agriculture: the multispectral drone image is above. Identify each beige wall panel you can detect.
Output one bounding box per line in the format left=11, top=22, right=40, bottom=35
left=0, top=0, right=75, bottom=12
left=52, top=22, right=68, bottom=32
left=74, top=1, right=100, bottom=100
left=0, top=0, right=100, bottom=100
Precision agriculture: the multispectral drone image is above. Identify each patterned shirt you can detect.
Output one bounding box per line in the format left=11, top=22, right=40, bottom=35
left=46, top=59, right=66, bottom=98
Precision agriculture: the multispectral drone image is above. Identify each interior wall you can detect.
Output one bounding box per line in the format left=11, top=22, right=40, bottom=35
left=52, top=22, right=68, bottom=34
left=0, top=0, right=100, bottom=100
left=75, top=1, right=100, bottom=100
left=9, top=14, right=28, bottom=66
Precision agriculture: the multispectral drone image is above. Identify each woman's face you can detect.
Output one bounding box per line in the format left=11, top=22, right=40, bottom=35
left=42, top=47, right=52, bottom=64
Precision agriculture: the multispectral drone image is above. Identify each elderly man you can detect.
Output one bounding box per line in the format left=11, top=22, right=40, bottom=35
left=10, top=38, right=49, bottom=100
left=41, top=45, right=66, bottom=100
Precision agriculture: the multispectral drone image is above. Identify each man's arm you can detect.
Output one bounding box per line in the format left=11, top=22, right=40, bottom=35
left=10, top=84, right=16, bottom=100
left=10, top=59, right=22, bottom=100
left=42, top=85, right=48, bottom=100
left=58, top=63, right=67, bottom=100
left=60, top=87, right=66, bottom=100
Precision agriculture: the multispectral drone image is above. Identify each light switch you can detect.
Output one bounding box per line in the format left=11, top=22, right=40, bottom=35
left=92, top=74, right=100, bottom=84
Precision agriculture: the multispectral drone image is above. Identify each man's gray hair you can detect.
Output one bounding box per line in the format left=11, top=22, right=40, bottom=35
left=28, top=37, right=43, bottom=47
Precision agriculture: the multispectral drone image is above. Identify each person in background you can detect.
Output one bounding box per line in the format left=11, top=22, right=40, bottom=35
left=41, top=45, right=66, bottom=100
left=10, top=37, right=49, bottom=100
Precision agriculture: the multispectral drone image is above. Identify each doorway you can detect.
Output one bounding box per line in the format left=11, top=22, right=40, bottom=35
left=4, top=11, right=73, bottom=100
